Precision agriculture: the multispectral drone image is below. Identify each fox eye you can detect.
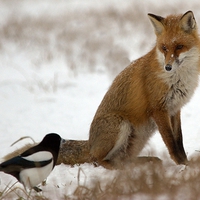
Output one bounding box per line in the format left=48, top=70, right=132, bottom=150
left=176, top=45, right=183, bottom=50
left=162, top=45, right=167, bottom=52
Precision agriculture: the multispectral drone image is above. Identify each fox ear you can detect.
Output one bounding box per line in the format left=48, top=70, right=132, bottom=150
left=148, top=13, right=164, bottom=35
left=180, top=11, right=196, bottom=33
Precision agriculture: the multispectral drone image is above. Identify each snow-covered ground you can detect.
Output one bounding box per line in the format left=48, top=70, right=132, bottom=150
left=1, top=0, right=200, bottom=199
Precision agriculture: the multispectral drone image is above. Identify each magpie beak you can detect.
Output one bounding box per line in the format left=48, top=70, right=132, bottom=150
left=0, top=133, right=63, bottom=192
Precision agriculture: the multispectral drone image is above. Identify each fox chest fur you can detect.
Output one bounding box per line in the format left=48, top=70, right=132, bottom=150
left=163, top=71, right=199, bottom=115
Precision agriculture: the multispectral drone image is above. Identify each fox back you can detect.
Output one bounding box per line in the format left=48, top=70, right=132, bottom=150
left=89, top=11, right=200, bottom=169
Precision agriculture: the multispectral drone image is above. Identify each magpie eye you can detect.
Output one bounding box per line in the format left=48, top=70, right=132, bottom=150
left=176, top=45, right=183, bottom=50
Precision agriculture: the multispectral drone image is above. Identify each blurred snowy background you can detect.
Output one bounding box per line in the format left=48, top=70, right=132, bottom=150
left=1, top=0, right=200, bottom=199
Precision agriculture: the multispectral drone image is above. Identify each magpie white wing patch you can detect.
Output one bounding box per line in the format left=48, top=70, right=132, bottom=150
left=23, top=151, right=52, bottom=162
left=19, top=159, right=54, bottom=188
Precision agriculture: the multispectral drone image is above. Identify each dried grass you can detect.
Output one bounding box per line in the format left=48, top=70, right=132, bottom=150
left=2, top=142, right=200, bottom=199
left=64, top=155, right=200, bottom=200
left=1, top=1, right=199, bottom=79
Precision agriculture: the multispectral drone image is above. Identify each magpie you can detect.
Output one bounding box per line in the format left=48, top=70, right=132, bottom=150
left=0, top=133, right=64, bottom=192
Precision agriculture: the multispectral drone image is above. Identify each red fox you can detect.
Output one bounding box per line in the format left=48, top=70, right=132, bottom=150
left=89, top=11, right=200, bottom=168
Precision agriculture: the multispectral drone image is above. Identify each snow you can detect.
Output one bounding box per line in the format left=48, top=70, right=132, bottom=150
left=1, top=0, right=200, bottom=199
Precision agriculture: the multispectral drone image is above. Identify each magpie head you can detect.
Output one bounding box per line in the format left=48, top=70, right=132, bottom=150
left=41, top=133, right=61, bottom=147
left=39, top=133, right=63, bottom=165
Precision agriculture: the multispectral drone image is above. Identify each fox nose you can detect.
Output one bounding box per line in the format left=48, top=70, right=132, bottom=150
left=165, top=64, right=172, bottom=71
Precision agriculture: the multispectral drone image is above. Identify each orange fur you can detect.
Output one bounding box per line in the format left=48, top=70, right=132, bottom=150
left=89, top=11, right=200, bottom=169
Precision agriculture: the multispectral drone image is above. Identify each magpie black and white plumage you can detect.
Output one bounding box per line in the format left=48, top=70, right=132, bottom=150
left=0, top=133, right=64, bottom=192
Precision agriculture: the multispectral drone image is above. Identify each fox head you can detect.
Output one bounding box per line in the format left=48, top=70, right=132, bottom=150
left=148, top=11, right=199, bottom=72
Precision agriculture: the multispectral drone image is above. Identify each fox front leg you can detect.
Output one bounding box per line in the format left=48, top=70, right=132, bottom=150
left=153, top=110, right=187, bottom=164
